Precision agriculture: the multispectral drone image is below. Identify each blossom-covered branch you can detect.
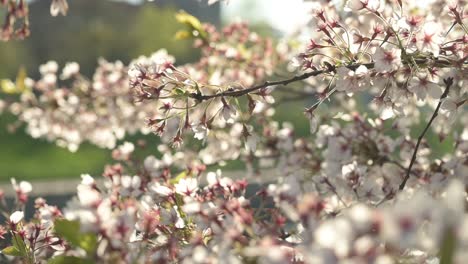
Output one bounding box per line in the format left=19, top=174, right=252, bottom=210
left=399, top=77, right=454, bottom=191
left=188, top=62, right=374, bottom=101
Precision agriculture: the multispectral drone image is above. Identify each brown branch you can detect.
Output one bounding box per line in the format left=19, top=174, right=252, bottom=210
left=187, top=54, right=468, bottom=102
left=399, top=77, right=454, bottom=191
left=187, top=56, right=466, bottom=102
left=189, top=62, right=375, bottom=101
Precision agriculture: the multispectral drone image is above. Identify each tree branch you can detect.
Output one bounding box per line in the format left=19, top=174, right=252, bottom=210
left=188, top=55, right=465, bottom=102
left=189, top=62, right=375, bottom=101
left=398, top=77, right=454, bottom=191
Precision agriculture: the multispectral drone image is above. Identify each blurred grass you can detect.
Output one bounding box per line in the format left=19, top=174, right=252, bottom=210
left=0, top=101, right=309, bottom=182
left=0, top=2, right=214, bottom=182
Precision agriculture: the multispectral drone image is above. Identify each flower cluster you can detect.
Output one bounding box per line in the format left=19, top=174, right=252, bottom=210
left=0, top=134, right=467, bottom=263
left=129, top=17, right=286, bottom=149
left=2, top=17, right=286, bottom=151
left=296, top=0, right=467, bottom=117
left=1, top=0, right=30, bottom=41
left=3, top=56, right=170, bottom=151
left=2, top=60, right=143, bottom=151
left=0, top=0, right=68, bottom=41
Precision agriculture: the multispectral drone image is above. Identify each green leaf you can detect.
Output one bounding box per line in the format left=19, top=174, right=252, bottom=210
left=173, top=193, right=187, bottom=219
left=54, top=219, right=81, bottom=246
left=54, top=219, right=97, bottom=256
left=173, top=87, right=186, bottom=96
left=1, top=79, right=17, bottom=94
left=175, top=11, right=203, bottom=32
left=12, top=233, right=27, bottom=257
left=175, top=11, right=207, bottom=40
left=440, top=230, right=456, bottom=264
left=15, top=66, right=28, bottom=93
left=170, top=171, right=187, bottom=184
left=174, top=30, right=191, bottom=40
left=0, top=67, right=29, bottom=94
left=79, top=234, right=97, bottom=255
left=48, top=256, right=93, bottom=264
left=1, top=246, right=23, bottom=257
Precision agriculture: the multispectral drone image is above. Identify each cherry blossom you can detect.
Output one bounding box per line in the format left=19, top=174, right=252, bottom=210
left=175, top=178, right=199, bottom=197
left=373, top=47, right=402, bottom=73
left=408, top=74, right=443, bottom=100
left=417, top=22, right=443, bottom=56
left=335, top=65, right=369, bottom=94
left=50, top=0, right=68, bottom=17
left=9, top=211, right=24, bottom=224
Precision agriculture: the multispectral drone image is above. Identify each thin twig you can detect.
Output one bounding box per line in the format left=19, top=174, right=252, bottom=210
left=188, top=55, right=465, bottom=102
left=399, top=77, right=454, bottom=191
left=374, top=190, right=395, bottom=207
left=189, top=62, right=375, bottom=101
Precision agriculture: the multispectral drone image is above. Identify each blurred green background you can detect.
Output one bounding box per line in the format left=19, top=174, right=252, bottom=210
left=0, top=0, right=221, bottom=181
left=0, top=0, right=297, bottom=182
